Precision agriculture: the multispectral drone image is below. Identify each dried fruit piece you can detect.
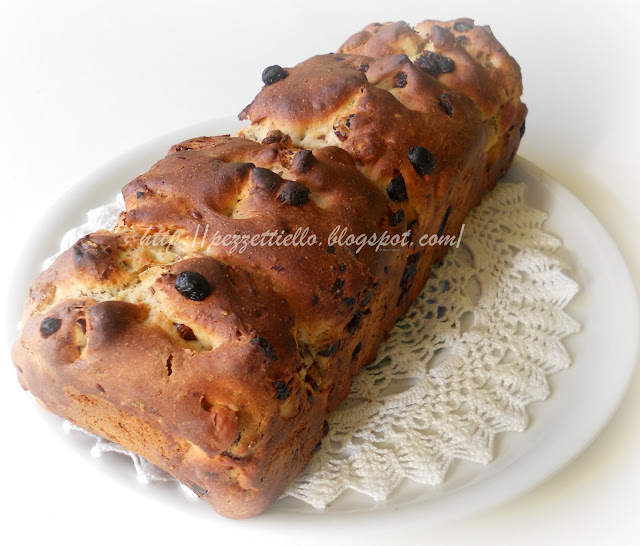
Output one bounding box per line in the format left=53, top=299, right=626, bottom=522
left=174, top=271, right=212, bottom=301
left=386, top=173, right=408, bottom=202
left=333, top=129, right=348, bottom=142
left=362, top=283, right=379, bottom=306
left=398, top=253, right=421, bottom=302
left=440, top=92, right=454, bottom=116
left=351, top=342, right=362, bottom=362
left=453, top=21, right=474, bottom=32
left=394, top=72, right=408, bottom=88
left=341, top=297, right=356, bottom=308
left=174, top=323, right=197, bottom=341
left=414, top=51, right=455, bottom=78
left=261, top=65, right=287, bottom=85
left=261, top=129, right=291, bottom=146
left=251, top=336, right=277, bottom=362
left=331, top=278, right=345, bottom=294
left=40, top=318, right=62, bottom=338
left=318, top=340, right=340, bottom=357
left=345, top=114, right=355, bottom=128
left=437, top=206, right=452, bottom=237
left=278, top=181, right=310, bottom=206
left=346, top=311, right=362, bottom=334
left=273, top=380, right=291, bottom=400
left=408, top=146, right=436, bottom=175
left=389, top=209, right=405, bottom=226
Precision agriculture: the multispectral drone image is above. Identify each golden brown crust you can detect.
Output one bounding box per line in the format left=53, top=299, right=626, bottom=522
left=12, top=19, right=526, bottom=518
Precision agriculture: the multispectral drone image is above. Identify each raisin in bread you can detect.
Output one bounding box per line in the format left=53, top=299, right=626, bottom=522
left=12, top=19, right=526, bottom=519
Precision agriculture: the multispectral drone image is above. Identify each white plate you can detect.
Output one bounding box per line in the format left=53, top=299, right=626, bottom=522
left=6, top=117, right=639, bottom=540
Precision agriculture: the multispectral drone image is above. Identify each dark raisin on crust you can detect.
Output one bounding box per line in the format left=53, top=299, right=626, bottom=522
left=331, top=278, right=345, bottom=293
left=72, top=239, right=91, bottom=264
left=278, top=181, right=310, bottom=206
left=453, top=21, right=474, bottom=32
left=261, top=65, right=288, bottom=86
left=40, top=318, right=62, bottom=338
left=341, top=297, right=356, bottom=308
left=333, top=129, right=348, bottom=142
left=398, top=253, right=422, bottom=303
left=437, top=206, right=452, bottom=237
left=351, top=342, right=362, bottom=362
left=389, top=209, right=405, bottom=226
left=358, top=63, right=369, bottom=72
left=440, top=93, right=454, bottom=116
left=346, top=311, right=362, bottom=334
left=414, top=51, right=455, bottom=78
left=306, top=376, right=319, bottom=391
left=220, top=451, right=244, bottom=461
left=386, top=173, right=408, bottom=202
left=346, top=113, right=354, bottom=128
left=393, top=72, right=408, bottom=88
left=188, top=482, right=210, bottom=498
left=311, top=294, right=320, bottom=306
left=457, top=35, right=468, bottom=45
left=318, top=340, right=340, bottom=357
left=408, top=146, right=436, bottom=175
left=251, top=336, right=278, bottom=362
left=519, top=120, right=526, bottom=138
left=361, top=282, right=379, bottom=306
left=327, top=245, right=336, bottom=254
left=136, top=191, right=144, bottom=199
left=174, top=271, right=212, bottom=301
left=273, top=380, right=291, bottom=400
left=174, top=323, right=197, bottom=341
left=261, top=129, right=291, bottom=146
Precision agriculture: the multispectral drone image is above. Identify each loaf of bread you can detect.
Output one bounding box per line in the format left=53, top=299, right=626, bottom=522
left=12, top=19, right=526, bottom=518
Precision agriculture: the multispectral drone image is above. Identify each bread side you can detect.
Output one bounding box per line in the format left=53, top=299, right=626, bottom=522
left=12, top=19, right=526, bottom=518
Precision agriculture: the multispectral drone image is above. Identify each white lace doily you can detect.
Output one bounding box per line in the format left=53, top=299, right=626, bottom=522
left=48, top=181, right=580, bottom=509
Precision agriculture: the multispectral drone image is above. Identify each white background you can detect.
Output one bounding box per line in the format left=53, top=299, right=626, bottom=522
left=1, top=0, right=639, bottom=544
